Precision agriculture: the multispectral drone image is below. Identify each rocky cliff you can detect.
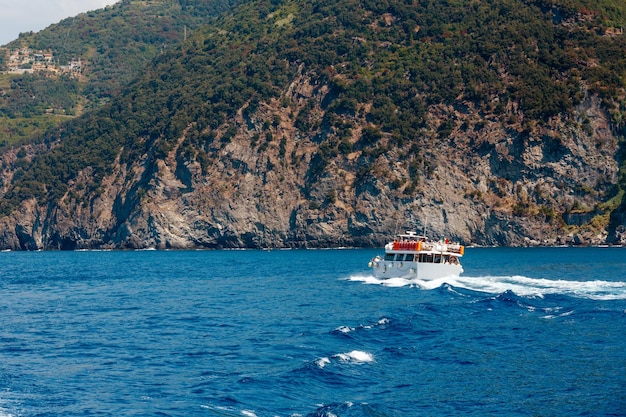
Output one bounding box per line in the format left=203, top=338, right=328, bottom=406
left=0, top=0, right=624, bottom=250
left=0, top=78, right=621, bottom=250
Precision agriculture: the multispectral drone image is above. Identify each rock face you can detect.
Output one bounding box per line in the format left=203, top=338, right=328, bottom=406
left=0, top=72, right=622, bottom=250
left=1, top=0, right=625, bottom=251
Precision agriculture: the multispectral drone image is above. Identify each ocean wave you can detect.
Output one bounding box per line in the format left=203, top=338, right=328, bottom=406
left=0, top=409, right=14, bottom=417
left=306, top=401, right=396, bottom=417
left=335, top=350, right=374, bottom=363
left=332, top=325, right=354, bottom=334
left=315, top=350, right=375, bottom=369
left=0, top=398, right=16, bottom=417
left=540, top=309, right=575, bottom=320
left=331, top=318, right=390, bottom=335
left=199, top=404, right=259, bottom=417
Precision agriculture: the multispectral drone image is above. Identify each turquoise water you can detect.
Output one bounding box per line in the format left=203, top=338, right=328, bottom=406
left=0, top=248, right=624, bottom=416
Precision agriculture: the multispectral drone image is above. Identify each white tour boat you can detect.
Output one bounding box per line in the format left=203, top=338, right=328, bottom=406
left=368, top=231, right=464, bottom=280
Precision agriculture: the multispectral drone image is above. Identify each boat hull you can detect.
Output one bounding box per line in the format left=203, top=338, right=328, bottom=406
left=370, top=259, right=463, bottom=280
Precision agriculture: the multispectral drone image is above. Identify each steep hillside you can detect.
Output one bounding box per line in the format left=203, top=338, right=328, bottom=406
left=0, top=0, right=625, bottom=250
left=0, top=0, right=236, bottom=147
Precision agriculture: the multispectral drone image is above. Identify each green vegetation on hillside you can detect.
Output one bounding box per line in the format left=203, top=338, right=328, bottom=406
left=0, top=0, right=237, bottom=149
left=0, top=73, right=80, bottom=118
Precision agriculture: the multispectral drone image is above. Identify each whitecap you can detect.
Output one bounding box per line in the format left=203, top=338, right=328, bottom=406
left=334, top=350, right=374, bottom=364
left=363, top=317, right=390, bottom=329
left=335, top=317, right=389, bottom=335
left=541, top=310, right=575, bottom=320
left=316, top=357, right=330, bottom=368
left=334, top=325, right=354, bottom=333
left=200, top=404, right=247, bottom=416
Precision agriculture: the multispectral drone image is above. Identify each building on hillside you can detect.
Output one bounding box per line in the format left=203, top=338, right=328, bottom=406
left=1, top=47, right=84, bottom=77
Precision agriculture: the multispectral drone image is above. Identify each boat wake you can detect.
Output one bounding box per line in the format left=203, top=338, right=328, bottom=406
left=348, top=274, right=626, bottom=300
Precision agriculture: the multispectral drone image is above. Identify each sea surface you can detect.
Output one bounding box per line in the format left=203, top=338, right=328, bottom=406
left=0, top=247, right=625, bottom=417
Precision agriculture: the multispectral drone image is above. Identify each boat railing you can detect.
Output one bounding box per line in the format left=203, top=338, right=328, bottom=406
left=390, top=240, right=464, bottom=255
left=392, top=241, right=421, bottom=251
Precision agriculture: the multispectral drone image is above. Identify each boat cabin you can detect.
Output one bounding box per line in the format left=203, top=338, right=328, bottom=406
left=369, top=230, right=465, bottom=279
left=384, top=252, right=460, bottom=265
left=382, top=231, right=464, bottom=265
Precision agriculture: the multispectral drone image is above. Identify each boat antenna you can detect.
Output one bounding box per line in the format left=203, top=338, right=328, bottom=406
left=408, top=213, right=417, bottom=232
left=420, top=209, right=428, bottom=238
left=394, top=211, right=401, bottom=235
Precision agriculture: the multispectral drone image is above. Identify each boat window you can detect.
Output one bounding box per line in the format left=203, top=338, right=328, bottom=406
left=405, top=254, right=414, bottom=261
left=384, top=253, right=394, bottom=261
left=395, top=254, right=404, bottom=261
left=434, top=255, right=441, bottom=263
left=418, top=254, right=434, bottom=263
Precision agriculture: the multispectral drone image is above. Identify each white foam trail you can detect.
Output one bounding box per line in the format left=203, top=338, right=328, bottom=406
left=348, top=274, right=626, bottom=300
left=347, top=274, right=383, bottom=285
left=454, top=275, right=626, bottom=300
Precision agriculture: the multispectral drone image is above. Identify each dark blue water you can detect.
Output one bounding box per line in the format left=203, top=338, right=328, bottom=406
left=0, top=248, right=625, bottom=417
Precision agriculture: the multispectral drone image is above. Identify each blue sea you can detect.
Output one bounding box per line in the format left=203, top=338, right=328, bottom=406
left=0, top=247, right=625, bottom=417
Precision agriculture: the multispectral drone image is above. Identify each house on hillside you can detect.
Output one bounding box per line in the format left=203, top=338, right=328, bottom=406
left=1, top=47, right=85, bottom=77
